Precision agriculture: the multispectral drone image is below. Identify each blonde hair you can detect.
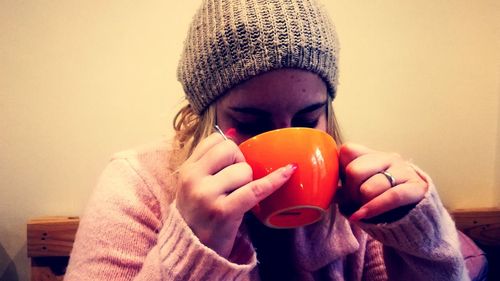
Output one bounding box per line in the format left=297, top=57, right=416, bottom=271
left=170, top=96, right=343, bottom=169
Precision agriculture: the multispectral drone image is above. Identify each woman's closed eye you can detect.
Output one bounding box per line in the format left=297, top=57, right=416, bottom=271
left=292, top=118, right=319, bottom=128
left=234, top=121, right=272, bottom=136
left=291, top=102, right=326, bottom=129
left=234, top=118, right=320, bottom=137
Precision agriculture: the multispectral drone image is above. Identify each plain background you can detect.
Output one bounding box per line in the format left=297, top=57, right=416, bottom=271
left=1, top=1, right=499, bottom=280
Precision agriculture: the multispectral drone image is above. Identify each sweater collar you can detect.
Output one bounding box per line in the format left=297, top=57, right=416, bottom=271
left=291, top=206, right=361, bottom=271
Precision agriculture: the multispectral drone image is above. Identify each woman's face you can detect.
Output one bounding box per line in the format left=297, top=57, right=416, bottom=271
left=216, top=68, right=328, bottom=144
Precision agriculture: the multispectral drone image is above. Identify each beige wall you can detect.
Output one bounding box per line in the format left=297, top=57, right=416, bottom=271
left=1, top=1, right=498, bottom=280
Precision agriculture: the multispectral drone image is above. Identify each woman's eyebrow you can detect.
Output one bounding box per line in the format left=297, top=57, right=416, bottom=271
left=229, top=101, right=327, bottom=116
left=229, top=106, right=271, bottom=116
left=296, top=101, right=327, bottom=115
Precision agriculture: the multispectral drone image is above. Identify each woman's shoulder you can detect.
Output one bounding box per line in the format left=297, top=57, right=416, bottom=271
left=111, top=137, right=174, bottom=168
left=104, top=136, right=178, bottom=203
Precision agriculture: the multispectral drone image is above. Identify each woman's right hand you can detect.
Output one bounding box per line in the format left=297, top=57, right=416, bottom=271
left=175, top=133, right=296, bottom=258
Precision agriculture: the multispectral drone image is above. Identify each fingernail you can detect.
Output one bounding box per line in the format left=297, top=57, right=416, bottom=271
left=284, top=163, right=299, bottom=177
left=349, top=207, right=367, bottom=221
left=225, top=128, right=237, bottom=139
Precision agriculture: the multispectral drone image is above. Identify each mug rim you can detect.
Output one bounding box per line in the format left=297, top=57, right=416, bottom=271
left=239, top=127, right=334, bottom=147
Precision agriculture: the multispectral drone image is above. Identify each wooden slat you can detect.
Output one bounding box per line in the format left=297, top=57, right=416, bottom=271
left=27, top=217, right=80, bottom=257
left=451, top=208, right=500, bottom=246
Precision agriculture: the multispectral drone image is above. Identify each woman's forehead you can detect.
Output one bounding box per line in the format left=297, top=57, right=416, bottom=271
left=219, top=69, right=327, bottom=110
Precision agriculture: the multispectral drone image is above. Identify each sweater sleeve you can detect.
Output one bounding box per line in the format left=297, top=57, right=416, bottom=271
left=358, top=170, right=469, bottom=281
left=64, top=157, right=257, bottom=281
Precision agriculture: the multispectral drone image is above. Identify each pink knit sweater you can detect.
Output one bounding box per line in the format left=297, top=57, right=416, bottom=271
left=65, top=139, right=471, bottom=281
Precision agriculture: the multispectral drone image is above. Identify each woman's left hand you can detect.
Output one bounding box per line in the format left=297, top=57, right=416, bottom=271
left=337, top=143, right=429, bottom=221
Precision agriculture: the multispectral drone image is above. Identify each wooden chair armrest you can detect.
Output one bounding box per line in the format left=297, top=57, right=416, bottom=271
left=27, top=216, right=80, bottom=281
left=450, top=208, right=500, bottom=246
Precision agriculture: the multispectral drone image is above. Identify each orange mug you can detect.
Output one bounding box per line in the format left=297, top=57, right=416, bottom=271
left=239, top=127, right=339, bottom=228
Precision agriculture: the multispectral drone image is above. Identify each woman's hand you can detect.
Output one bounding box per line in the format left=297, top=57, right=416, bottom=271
left=337, top=143, right=428, bottom=222
left=175, top=133, right=296, bottom=258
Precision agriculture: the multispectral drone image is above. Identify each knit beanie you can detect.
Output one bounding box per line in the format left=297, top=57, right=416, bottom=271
left=177, top=0, right=340, bottom=114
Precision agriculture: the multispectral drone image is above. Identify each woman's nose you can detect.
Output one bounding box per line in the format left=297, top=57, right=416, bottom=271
left=273, top=119, right=292, bottom=130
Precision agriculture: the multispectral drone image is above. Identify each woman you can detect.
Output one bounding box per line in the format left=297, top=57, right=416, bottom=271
left=65, top=0, right=479, bottom=280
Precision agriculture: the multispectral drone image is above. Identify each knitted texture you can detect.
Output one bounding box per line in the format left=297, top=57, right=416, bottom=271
left=177, top=0, right=340, bottom=114
left=64, top=139, right=473, bottom=281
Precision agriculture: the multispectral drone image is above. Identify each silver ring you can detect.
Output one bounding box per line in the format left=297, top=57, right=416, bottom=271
left=380, top=171, right=397, bottom=187
left=213, top=124, right=228, bottom=140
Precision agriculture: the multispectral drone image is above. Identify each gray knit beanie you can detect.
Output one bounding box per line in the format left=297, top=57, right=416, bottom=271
left=177, top=0, right=339, bottom=114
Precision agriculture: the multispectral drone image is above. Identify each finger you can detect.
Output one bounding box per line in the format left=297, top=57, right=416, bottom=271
left=196, top=140, right=246, bottom=175
left=358, top=173, right=398, bottom=205
left=358, top=164, right=415, bottom=205
left=343, top=152, right=397, bottom=191
left=340, top=152, right=396, bottom=211
left=338, top=143, right=374, bottom=171
left=349, top=180, right=428, bottom=221
left=189, top=133, right=226, bottom=163
left=209, top=162, right=253, bottom=194
left=338, top=163, right=422, bottom=216
left=224, top=164, right=296, bottom=214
